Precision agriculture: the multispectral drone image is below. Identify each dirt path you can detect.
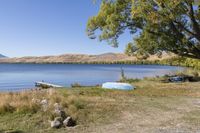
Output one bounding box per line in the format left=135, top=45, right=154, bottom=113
left=67, top=97, right=200, bottom=133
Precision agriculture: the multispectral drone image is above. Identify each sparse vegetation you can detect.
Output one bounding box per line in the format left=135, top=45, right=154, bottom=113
left=1, top=79, right=200, bottom=132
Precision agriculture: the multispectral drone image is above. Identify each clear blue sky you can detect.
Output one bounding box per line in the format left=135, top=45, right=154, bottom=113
left=0, top=0, right=132, bottom=57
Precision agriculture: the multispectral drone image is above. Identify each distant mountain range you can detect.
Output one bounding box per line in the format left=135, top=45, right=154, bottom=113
left=0, top=53, right=174, bottom=64
left=0, top=54, right=7, bottom=58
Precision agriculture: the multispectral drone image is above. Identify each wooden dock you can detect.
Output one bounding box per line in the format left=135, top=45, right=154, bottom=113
left=35, top=82, right=63, bottom=88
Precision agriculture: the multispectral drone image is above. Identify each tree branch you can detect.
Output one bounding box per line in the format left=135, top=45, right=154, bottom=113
left=188, top=3, right=200, bottom=41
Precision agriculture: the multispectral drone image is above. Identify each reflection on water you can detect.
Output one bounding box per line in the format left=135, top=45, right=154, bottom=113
left=0, top=64, right=184, bottom=91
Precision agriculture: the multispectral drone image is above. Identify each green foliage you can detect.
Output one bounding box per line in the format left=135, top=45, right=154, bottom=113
left=69, top=56, right=200, bottom=70
left=87, top=0, right=200, bottom=59
left=159, top=57, right=200, bottom=70
left=125, top=43, right=137, bottom=56
left=71, top=83, right=81, bottom=88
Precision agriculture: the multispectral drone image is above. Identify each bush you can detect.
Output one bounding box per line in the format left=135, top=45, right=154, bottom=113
left=71, top=83, right=81, bottom=87
left=192, top=71, right=199, bottom=77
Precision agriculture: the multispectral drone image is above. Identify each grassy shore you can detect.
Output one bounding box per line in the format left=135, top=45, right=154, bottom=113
left=1, top=79, right=200, bottom=133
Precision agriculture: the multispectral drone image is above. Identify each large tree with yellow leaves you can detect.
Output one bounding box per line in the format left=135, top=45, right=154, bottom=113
left=87, top=0, right=200, bottom=59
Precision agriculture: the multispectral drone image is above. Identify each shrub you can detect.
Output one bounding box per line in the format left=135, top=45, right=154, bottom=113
left=192, top=71, right=199, bottom=77
left=71, top=83, right=81, bottom=87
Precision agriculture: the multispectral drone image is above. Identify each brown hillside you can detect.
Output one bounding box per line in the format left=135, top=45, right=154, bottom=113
left=0, top=53, right=174, bottom=63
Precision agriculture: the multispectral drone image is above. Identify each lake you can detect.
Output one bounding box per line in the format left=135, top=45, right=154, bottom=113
left=0, top=64, right=184, bottom=91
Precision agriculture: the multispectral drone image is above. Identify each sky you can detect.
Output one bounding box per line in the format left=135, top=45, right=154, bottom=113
left=0, top=0, right=132, bottom=57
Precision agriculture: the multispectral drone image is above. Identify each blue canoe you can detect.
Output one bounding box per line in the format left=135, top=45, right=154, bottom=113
left=102, top=82, right=135, bottom=90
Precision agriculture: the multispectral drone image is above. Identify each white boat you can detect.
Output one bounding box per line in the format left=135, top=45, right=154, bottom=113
left=102, top=82, right=134, bottom=90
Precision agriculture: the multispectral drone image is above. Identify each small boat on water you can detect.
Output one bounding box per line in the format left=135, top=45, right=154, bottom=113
left=102, top=82, right=134, bottom=90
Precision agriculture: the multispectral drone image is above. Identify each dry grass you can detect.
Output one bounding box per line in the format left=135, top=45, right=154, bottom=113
left=0, top=80, right=200, bottom=133
left=0, top=89, right=54, bottom=114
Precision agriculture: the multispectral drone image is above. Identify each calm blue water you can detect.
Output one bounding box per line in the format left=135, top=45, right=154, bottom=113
left=0, top=64, right=184, bottom=91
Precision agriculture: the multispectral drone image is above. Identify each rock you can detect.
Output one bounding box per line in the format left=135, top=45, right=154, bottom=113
left=40, top=99, right=48, bottom=111
left=54, top=103, right=66, bottom=119
left=41, top=99, right=48, bottom=105
left=54, top=103, right=62, bottom=110
left=54, top=117, right=63, bottom=122
left=54, top=108, right=60, bottom=115
left=51, top=117, right=62, bottom=128
left=51, top=120, right=61, bottom=128
left=63, top=117, right=76, bottom=127
left=54, top=109, right=66, bottom=119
